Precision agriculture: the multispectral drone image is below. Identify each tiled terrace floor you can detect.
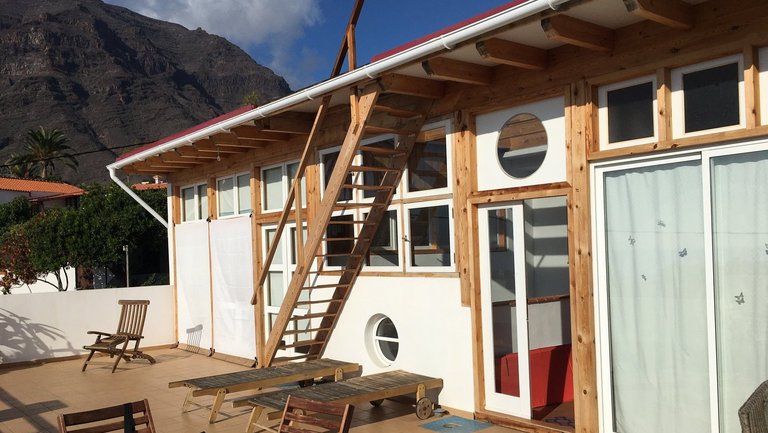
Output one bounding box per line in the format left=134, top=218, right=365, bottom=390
left=0, top=348, right=523, bottom=433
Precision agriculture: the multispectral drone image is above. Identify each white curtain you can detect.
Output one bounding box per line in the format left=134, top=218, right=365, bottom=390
left=711, top=150, right=768, bottom=433
left=210, top=217, right=256, bottom=359
left=175, top=221, right=213, bottom=351
left=604, top=160, right=710, bottom=433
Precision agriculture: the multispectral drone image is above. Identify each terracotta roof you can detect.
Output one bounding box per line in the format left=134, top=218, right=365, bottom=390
left=131, top=182, right=168, bottom=191
left=115, top=105, right=256, bottom=162
left=371, top=0, right=528, bottom=62
left=0, top=177, right=84, bottom=195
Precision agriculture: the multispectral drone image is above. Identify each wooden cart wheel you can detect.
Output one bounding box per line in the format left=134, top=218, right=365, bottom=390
left=415, top=397, right=433, bottom=420
left=369, top=399, right=384, bottom=407
left=299, top=379, right=313, bottom=388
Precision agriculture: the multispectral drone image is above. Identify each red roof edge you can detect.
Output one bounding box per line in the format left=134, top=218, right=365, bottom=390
left=371, top=0, right=530, bottom=63
left=115, top=105, right=256, bottom=162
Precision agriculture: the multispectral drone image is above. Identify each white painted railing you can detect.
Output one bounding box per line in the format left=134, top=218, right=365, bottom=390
left=0, top=285, right=175, bottom=364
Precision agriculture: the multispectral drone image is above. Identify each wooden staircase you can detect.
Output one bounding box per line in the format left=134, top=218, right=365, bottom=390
left=254, top=84, right=435, bottom=367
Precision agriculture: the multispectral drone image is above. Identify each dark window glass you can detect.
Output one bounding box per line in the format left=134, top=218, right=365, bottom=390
left=408, top=129, right=447, bottom=192
left=326, top=215, right=354, bottom=267
left=497, top=114, right=547, bottom=178
left=365, top=210, right=399, bottom=267
left=362, top=138, right=396, bottom=199
left=323, top=151, right=353, bottom=202
left=683, top=62, right=739, bottom=133
left=409, top=205, right=451, bottom=267
left=607, top=81, right=654, bottom=143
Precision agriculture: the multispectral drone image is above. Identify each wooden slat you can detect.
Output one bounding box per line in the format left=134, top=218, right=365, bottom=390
left=623, top=0, right=694, bottom=30
left=475, top=38, right=548, bottom=70
left=231, top=125, right=291, bottom=142
left=192, top=141, right=245, bottom=154
left=253, top=112, right=314, bottom=134
left=541, top=15, right=614, bottom=52
left=422, top=57, right=494, bottom=85
left=364, top=125, right=413, bottom=135
left=379, top=74, right=445, bottom=99
left=373, top=103, right=422, bottom=118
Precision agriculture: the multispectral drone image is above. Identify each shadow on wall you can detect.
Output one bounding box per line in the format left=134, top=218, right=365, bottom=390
left=0, top=308, right=77, bottom=364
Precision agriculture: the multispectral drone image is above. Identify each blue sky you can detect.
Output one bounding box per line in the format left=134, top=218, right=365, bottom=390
left=104, top=0, right=513, bottom=90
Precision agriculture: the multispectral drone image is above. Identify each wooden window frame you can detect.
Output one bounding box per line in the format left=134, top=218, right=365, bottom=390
left=216, top=171, right=251, bottom=218
left=404, top=199, right=455, bottom=272
left=179, top=181, right=207, bottom=223
left=598, top=74, right=658, bottom=149
left=403, top=120, right=453, bottom=199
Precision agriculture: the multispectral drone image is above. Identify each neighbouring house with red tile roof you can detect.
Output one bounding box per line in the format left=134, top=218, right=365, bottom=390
left=0, top=176, right=84, bottom=209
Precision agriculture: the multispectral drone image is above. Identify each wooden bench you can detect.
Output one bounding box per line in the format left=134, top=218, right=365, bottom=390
left=168, top=358, right=360, bottom=423
left=233, top=370, right=443, bottom=433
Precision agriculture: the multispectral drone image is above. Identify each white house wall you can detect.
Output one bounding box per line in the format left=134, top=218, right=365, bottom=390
left=322, top=275, right=474, bottom=412
left=0, top=190, right=26, bottom=203
left=210, top=216, right=256, bottom=359
left=174, top=220, right=213, bottom=351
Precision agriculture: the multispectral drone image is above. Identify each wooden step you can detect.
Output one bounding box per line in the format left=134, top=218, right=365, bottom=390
left=309, top=270, right=347, bottom=276
left=322, top=237, right=357, bottom=242
left=364, top=125, right=414, bottom=135
left=298, top=311, right=339, bottom=320
left=277, top=340, right=323, bottom=350
left=374, top=104, right=423, bottom=118
left=302, top=283, right=351, bottom=289
left=282, top=327, right=331, bottom=336
left=343, top=183, right=393, bottom=191
left=327, top=219, right=370, bottom=225
left=296, top=298, right=344, bottom=306
left=333, top=202, right=387, bottom=210
left=314, top=252, right=361, bottom=258
left=348, top=165, right=400, bottom=173
left=359, top=145, right=406, bottom=156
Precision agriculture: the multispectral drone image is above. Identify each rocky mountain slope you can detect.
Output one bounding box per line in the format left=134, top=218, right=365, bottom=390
left=0, top=0, right=291, bottom=183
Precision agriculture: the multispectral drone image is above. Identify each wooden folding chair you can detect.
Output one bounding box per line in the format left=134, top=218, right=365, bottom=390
left=82, top=300, right=156, bottom=373
left=57, top=399, right=156, bottom=433
left=277, top=395, right=354, bottom=433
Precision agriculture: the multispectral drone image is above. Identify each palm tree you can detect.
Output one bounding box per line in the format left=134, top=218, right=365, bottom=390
left=5, top=153, right=34, bottom=178
left=22, top=127, right=78, bottom=179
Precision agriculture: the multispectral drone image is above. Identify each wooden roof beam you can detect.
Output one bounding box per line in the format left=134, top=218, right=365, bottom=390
left=209, top=133, right=269, bottom=148
left=623, top=0, right=693, bottom=30
left=378, top=74, right=445, bottom=99
left=476, top=38, right=548, bottom=70
left=231, top=125, right=291, bottom=142
left=130, top=161, right=181, bottom=173
left=193, top=140, right=247, bottom=154
left=541, top=15, right=614, bottom=52
left=174, top=146, right=217, bottom=159
left=144, top=156, right=192, bottom=170
left=159, top=154, right=204, bottom=165
left=252, top=112, right=314, bottom=134
left=422, top=57, right=493, bottom=85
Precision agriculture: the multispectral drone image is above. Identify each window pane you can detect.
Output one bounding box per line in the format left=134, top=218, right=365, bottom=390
left=375, top=317, right=399, bottom=362
left=409, top=205, right=451, bottom=267
left=267, top=271, right=283, bottom=307
left=263, top=166, right=283, bottom=211
left=497, top=114, right=547, bottom=178
left=237, top=174, right=251, bottom=214
left=362, top=138, right=396, bottom=199
left=603, top=160, right=709, bottom=433
left=266, top=229, right=283, bottom=265
left=408, top=129, right=447, bottom=192
left=366, top=210, right=399, bottom=267
left=197, top=184, right=208, bottom=220
left=287, top=162, right=307, bottom=207
left=182, top=187, right=195, bottom=222
left=607, top=81, right=654, bottom=143
left=217, top=177, right=234, bottom=217
left=323, top=151, right=353, bottom=201
left=683, top=62, right=739, bottom=133
left=326, top=215, right=354, bottom=267
left=290, top=226, right=308, bottom=265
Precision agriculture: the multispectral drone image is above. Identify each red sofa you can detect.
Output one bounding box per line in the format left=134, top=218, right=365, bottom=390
left=495, top=344, right=573, bottom=408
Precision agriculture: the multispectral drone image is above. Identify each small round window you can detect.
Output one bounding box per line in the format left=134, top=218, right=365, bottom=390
left=372, top=316, right=399, bottom=365
left=497, top=113, right=548, bottom=178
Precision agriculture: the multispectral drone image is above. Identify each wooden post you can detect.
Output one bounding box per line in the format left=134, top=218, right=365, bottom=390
left=566, top=80, right=599, bottom=433
left=745, top=45, right=761, bottom=129
left=452, top=110, right=477, bottom=307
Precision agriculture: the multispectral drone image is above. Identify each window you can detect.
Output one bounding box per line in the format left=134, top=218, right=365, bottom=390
left=369, top=315, right=399, bottom=365
left=180, top=182, right=207, bottom=222
left=406, top=126, right=449, bottom=194
left=217, top=172, right=251, bottom=218
left=262, top=161, right=306, bottom=212
left=365, top=209, right=399, bottom=267
left=324, top=215, right=355, bottom=267
left=598, top=76, right=657, bottom=148
left=406, top=201, right=453, bottom=270
left=497, top=113, right=548, bottom=178
left=321, top=148, right=353, bottom=202
left=361, top=136, right=397, bottom=199
left=672, top=55, right=744, bottom=137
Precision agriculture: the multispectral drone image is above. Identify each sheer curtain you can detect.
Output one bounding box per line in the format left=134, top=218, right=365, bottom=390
left=604, top=160, right=710, bottom=433
left=711, top=150, right=768, bottom=433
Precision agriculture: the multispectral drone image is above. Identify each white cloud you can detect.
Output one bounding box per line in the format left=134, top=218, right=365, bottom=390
left=106, top=0, right=323, bottom=88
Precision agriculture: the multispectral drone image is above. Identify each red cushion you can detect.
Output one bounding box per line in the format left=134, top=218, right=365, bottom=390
left=495, top=344, right=573, bottom=408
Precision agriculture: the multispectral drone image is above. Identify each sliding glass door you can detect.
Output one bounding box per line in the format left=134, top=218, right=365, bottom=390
left=594, top=142, right=768, bottom=433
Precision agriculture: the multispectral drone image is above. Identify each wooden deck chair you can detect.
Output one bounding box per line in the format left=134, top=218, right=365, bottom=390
left=739, top=380, right=768, bottom=433
left=277, top=395, right=354, bottom=433
left=82, top=300, right=156, bottom=373
left=57, top=399, right=156, bottom=433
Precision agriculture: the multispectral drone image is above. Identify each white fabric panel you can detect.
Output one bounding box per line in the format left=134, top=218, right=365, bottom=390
left=711, top=150, right=768, bottom=433
left=210, top=217, right=256, bottom=359
left=175, top=221, right=213, bottom=351
left=604, top=160, right=710, bottom=433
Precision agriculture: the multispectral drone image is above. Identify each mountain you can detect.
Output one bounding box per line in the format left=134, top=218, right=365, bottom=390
left=0, top=0, right=292, bottom=183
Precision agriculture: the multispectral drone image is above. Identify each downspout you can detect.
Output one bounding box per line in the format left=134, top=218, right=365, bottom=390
left=108, top=166, right=168, bottom=229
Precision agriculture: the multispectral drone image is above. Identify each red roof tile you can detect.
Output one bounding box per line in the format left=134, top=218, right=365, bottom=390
left=115, top=105, right=256, bottom=162
left=131, top=182, right=168, bottom=191
left=0, top=177, right=84, bottom=195
left=371, top=0, right=529, bottom=62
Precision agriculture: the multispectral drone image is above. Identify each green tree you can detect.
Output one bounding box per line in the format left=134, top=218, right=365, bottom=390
left=0, top=228, right=37, bottom=295
left=24, top=208, right=78, bottom=291
left=21, top=127, right=78, bottom=179
left=0, top=196, right=33, bottom=234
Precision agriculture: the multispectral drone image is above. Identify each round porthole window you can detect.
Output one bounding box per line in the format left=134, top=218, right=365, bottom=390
left=369, top=315, right=399, bottom=365
left=497, top=113, right=548, bottom=178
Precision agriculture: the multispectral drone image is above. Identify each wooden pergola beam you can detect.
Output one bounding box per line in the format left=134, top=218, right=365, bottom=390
left=158, top=154, right=204, bottom=165
left=210, top=133, right=269, bottom=148
left=476, top=38, right=548, bottom=70
left=231, top=125, right=291, bottom=142
left=174, top=147, right=217, bottom=159
left=253, top=112, right=314, bottom=134
left=193, top=140, right=247, bottom=154
left=623, top=0, right=693, bottom=30
left=379, top=73, right=445, bottom=99
left=422, top=57, right=494, bottom=86
left=542, top=15, right=614, bottom=52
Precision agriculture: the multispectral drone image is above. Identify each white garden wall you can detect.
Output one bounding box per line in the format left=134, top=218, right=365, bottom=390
left=0, top=285, right=174, bottom=364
